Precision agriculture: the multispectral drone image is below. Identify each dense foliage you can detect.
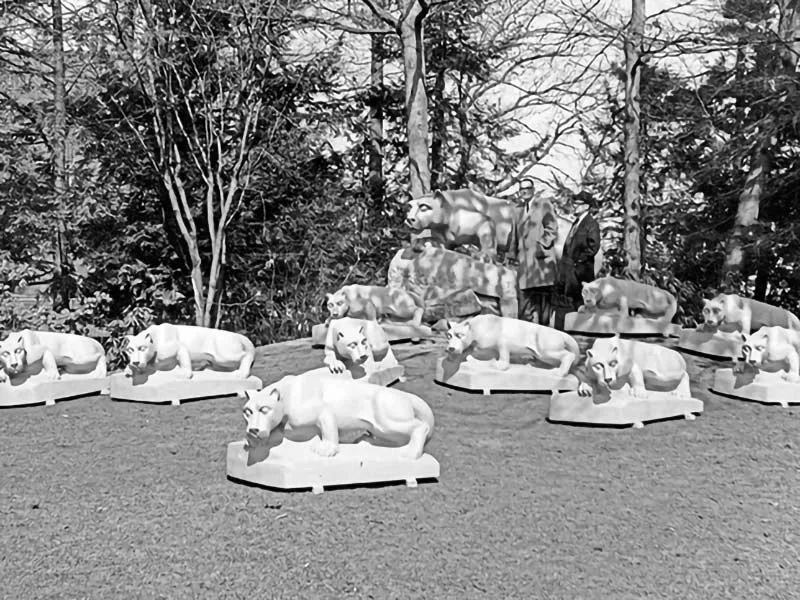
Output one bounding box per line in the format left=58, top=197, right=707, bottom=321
left=1, top=0, right=799, bottom=353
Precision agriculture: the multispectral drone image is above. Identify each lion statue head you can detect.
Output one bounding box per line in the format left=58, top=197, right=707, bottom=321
left=325, top=290, right=350, bottom=319
left=123, top=331, right=157, bottom=373
left=243, top=386, right=286, bottom=441
left=405, top=192, right=446, bottom=232
left=0, top=334, right=29, bottom=377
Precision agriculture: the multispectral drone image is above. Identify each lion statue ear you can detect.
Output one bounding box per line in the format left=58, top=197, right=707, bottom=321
left=337, top=331, right=345, bottom=340
left=144, top=332, right=153, bottom=343
left=268, top=387, right=281, bottom=402
left=702, top=299, right=711, bottom=307
left=586, top=349, right=594, bottom=359
left=433, top=190, right=447, bottom=203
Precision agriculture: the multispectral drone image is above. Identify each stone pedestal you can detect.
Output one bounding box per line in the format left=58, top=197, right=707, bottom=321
left=0, top=373, right=109, bottom=408
left=388, top=246, right=518, bottom=319
left=565, top=310, right=680, bottom=337
left=676, top=328, right=742, bottom=361
left=434, top=356, right=578, bottom=395
left=548, top=386, right=703, bottom=428
left=710, top=367, right=800, bottom=407
left=304, top=365, right=404, bottom=387
left=226, top=439, right=440, bottom=494
left=109, top=367, right=261, bottom=405
left=311, top=322, right=432, bottom=348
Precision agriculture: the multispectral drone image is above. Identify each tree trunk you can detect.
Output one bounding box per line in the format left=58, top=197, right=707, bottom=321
left=51, top=0, right=71, bottom=310
left=721, top=1, right=797, bottom=287
left=622, top=0, right=645, bottom=280
left=778, top=0, right=800, bottom=73
left=429, top=67, right=446, bottom=190
left=366, top=31, right=385, bottom=206
left=753, top=251, right=770, bottom=301
left=722, top=147, right=767, bottom=285
left=399, top=1, right=431, bottom=198
left=453, top=75, right=471, bottom=188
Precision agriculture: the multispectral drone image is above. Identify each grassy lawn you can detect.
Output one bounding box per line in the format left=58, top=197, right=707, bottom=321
left=2, top=335, right=799, bottom=599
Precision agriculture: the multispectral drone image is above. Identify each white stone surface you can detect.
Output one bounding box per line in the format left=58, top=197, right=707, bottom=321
left=226, top=439, right=440, bottom=494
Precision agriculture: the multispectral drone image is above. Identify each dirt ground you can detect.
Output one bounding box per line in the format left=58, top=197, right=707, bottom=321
left=2, top=334, right=799, bottom=600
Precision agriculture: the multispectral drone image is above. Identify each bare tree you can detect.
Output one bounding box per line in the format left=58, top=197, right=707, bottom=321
left=367, top=26, right=386, bottom=205
left=363, top=0, right=432, bottom=198
left=50, top=0, right=72, bottom=309
left=107, top=0, right=289, bottom=327
left=622, top=0, right=645, bottom=279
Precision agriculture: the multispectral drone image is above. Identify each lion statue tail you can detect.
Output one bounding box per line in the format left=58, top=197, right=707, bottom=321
left=410, top=395, right=435, bottom=441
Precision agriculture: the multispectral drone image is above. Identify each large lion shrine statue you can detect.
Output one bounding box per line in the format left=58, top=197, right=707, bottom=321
left=549, top=335, right=703, bottom=428
left=0, top=329, right=109, bottom=407
left=405, top=189, right=520, bottom=263
left=226, top=370, right=440, bottom=494
left=387, top=245, right=518, bottom=321
left=108, top=323, right=261, bottom=406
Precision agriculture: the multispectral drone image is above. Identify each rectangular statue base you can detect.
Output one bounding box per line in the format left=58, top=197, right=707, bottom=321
left=311, top=322, right=432, bottom=348
left=434, top=356, right=578, bottom=395
left=0, top=375, right=109, bottom=408
left=548, top=387, right=703, bottom=428
left=676, top=328, right=742, bottom=361
left=226, top=439, right=440, bottom=494
left=109, top=371, right=262, bottom=405
left=710, top=368, right=800, bottom=407
left=565, top=310, right=680, bottom=337
left=304, top=365, right=404, bottom=387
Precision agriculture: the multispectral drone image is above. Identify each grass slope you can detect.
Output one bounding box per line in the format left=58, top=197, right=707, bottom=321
left=1, top=336, right=799, bottom=600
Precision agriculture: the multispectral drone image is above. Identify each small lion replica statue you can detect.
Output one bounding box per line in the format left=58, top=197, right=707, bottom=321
left=405, top=189, right=519, bottom=262
left=578, top=335, right=690, bottom=399
left=0, top=330, right=107, bottom=382
left=549, top=335, right=703, bottom=427
left=323, top=317, right=399, bottom=382
left=325, top=284, right=423, bottom=327
left=445, top=314, right=579, bottom=376
left=579, top=277, right=677, bottom=321
left=679, top=294, right=800, bottom=360
left=701, top=294, right=800, bottom=336
left=740, top=326, right=800, bottom=382
left=124, top=323, right=255, bottom=379
left=242, top=372, right=435, bottom=459
left=710, top=326, right=800, bottom=407
left=568, top=276, right=678, bottom=336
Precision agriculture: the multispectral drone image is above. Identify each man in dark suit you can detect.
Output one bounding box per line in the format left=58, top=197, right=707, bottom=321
left=555, top=191, right=601, bottom=312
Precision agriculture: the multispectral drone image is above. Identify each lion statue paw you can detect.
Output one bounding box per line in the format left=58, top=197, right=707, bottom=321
left=313, top=438, right=339, bottom=458
left=781, top=372, right=800, bottom=384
